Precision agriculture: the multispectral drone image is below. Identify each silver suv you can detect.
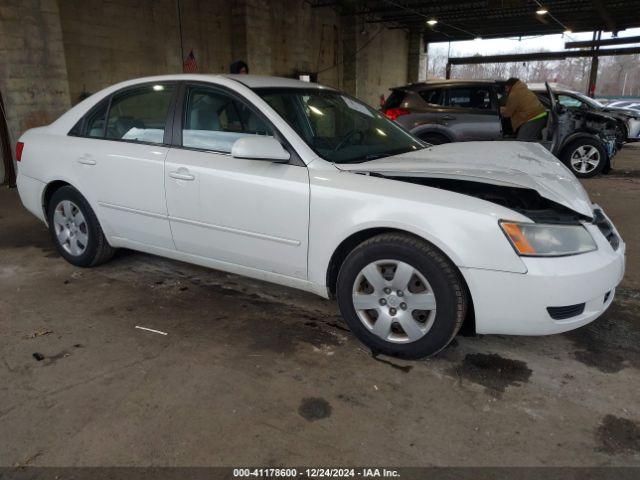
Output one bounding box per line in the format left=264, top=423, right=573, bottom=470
left=383, top=80, right=619, bottom=178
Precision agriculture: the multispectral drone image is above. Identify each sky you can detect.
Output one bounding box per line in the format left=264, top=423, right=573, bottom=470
left=428, top=27, right=640, bottom=57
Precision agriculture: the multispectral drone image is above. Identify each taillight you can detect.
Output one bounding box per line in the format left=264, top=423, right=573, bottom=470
left=16, top=141, right=24, bottom=162
left=383, top=108, right=410, bottom=121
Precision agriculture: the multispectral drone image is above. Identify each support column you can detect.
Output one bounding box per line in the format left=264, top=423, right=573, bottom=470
left=407, top=27, right=422, bottom=83
left=587, top=30, right=602, bottom=97
left=341, top=14, right=357, bottom=96
left=230, top=0, right=272, bottom=75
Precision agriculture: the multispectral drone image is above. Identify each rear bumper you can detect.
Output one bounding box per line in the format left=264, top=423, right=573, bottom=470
left=461, top=221, right=625, bottom=336
left=16, top=173, right=47, bottom=223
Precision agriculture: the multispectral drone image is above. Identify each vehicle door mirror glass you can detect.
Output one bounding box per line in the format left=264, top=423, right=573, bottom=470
left=231, top=136, right=290, bottom=163
left=183, top=87, right=274, bottom=153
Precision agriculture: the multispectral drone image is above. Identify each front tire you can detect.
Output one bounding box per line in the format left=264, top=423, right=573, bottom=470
left=336, top=233, right=467, bottom=358
left=47, top=186, right=115, bottom=267
left=560, top=138, right=606, bottom=178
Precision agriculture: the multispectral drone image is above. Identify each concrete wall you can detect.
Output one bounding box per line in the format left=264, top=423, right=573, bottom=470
left=355, top=26, right=409, bottom=107
left=0, top=0, right=71, bottom=161
left=0, top=0, right=413, bottom=182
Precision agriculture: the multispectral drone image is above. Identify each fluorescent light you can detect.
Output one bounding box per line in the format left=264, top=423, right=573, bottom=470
left=309, top=105, right=324, bottom=116
left=152, top=85, right=164, bottom=91
left=426, top=19, right=438, bottom=26
left=536, top=8, right=548, bottom=15
left=375, top=128, right=387, bottom=137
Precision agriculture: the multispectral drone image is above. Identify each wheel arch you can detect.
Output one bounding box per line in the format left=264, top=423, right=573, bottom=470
left=410, top=125, right=455, bottom=142
left=325, top=227, right=476, bottom=334
left=42, top=180, right=77, bottom=221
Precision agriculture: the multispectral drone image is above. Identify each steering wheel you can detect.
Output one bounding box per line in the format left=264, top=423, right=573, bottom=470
left=333, top=129, right=363, bottom=152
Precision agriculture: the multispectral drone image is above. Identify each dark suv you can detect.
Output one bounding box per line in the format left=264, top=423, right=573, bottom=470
left=383, top=80, right=619, bottom=178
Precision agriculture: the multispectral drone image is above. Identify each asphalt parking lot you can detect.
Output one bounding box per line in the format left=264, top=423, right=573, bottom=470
left=1, top=146, right=639, bottom=467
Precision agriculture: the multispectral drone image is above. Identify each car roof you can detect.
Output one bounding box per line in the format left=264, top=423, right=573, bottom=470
left=391, top=79, right=501, bottom=91
left=528, top=83, right=578, bottom=94
left=95, top=73, right=328, bottom=90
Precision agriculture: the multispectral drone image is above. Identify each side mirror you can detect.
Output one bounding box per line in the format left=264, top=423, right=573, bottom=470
left=231, top=136, right=290, bottom=163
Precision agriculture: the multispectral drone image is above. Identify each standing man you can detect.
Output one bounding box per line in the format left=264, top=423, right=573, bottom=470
left=230, top=60, right=249, bottom=74
left=500, top=78, right=548, bottom=141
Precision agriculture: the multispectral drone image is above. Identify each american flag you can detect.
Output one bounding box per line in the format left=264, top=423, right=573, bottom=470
left=183, top=50, right=198, bottom=73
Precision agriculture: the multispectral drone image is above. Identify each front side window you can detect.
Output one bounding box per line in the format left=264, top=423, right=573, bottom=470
left=105, top=84, right=175, bottom=144
left=558, top=94, right=584, bottom=109
left=257, top=88, right=423, bottom=164
left=446, top=87, right=492, bottom=110
left=182, top=87, right=272, bottom=153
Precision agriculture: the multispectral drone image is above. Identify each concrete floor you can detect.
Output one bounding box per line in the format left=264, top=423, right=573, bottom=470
left=1, top=146, right=640, bottom=468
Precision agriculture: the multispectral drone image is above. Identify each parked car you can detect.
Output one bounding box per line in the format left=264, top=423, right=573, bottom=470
left=383, top=80, right=620, bottom=178
left=16, top=75, right=625, bottom=358
left=530, top=84, right=640, bottom=146
left=605, top=99, right=640, bottom=109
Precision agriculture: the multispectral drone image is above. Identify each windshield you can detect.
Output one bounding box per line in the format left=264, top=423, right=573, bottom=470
left=255, top=88, right=424, bottom=163
left=571, top=91, right=604, bottom=109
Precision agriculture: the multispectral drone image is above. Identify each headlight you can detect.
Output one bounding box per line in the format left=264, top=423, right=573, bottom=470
left=500, top=221, right=597, bottom=257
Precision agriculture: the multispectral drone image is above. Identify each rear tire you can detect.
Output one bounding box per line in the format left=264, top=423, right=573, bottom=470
left=47, top=186, right=115, bottom=267
left=419, top=133, right=450, bottom=146
left=336, top=233, right=467, bottom=359
left=560, top=138, right=606, bottom=178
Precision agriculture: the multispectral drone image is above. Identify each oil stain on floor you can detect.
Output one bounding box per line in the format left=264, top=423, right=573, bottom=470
left=596, top=414, right=640, bottom=455
left=452, top=353, right=532, bottom=395
left=298, top=397, right=332, bottom=421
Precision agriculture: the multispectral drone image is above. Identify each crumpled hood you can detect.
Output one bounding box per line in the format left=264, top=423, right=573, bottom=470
left=336, top=141, right=593, bottom=218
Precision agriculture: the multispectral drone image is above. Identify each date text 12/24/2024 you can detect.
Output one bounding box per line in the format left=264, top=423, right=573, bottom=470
left=233, top=468, right=401, bottom=478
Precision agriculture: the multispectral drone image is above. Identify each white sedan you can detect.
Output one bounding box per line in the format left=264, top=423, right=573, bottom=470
left=16, top=74, right=625, bottom=358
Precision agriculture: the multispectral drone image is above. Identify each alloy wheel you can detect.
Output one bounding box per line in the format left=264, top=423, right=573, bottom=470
left=570, top=145, right=601, bottom=174
left=351, top=260, right=437, bottom=344
left=52, top=200, right=89, bottom=256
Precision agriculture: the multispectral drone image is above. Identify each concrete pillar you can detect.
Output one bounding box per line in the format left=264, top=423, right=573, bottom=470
left=0, top=0, right=70, bottom=183
left=231, top=0, right=272, bottom=75
left=341, top=14, right=358, bottom=96
left=407, top=27, right=422, bottom=83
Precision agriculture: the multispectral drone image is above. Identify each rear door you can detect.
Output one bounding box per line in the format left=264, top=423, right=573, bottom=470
left=442, top=84, right=502, bottom=141
left=70, top=82, right=177, bottom=249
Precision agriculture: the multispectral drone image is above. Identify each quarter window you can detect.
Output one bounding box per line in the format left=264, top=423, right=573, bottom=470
left=418, top=89, right=444, bottom=106
left=182, top=87, right=272, bottom=153
left=85, top=102, right=108, bottom=138
left=105, top=84, right=175, bottom=144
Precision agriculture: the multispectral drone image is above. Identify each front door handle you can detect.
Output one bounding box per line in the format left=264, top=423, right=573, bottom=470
left=441, top=114, right=456, bottom=121
left=77, top=155, right=96, bottom=166
left=169, top=169, right=195, bottom=181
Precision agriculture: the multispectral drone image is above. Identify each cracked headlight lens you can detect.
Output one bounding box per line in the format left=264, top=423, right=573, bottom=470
left=500, top=221, right=597, bottom=256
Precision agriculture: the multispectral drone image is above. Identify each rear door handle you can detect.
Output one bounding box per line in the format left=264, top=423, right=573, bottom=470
left=441, top=115, right=456, bottom=121
left=169, top=169, right=195, bottom=181
left=77, top=155, right=96, bottom=166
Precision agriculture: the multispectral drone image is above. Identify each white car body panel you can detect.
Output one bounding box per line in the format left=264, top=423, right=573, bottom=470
left=16, top=74, right=626, bottom=337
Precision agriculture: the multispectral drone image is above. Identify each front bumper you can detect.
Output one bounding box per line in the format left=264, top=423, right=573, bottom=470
left=461, top=213, right=625, bottom=336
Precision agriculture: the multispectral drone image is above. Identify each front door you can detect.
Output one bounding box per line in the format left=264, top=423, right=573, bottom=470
left=164, top=84, right=309, bottom=279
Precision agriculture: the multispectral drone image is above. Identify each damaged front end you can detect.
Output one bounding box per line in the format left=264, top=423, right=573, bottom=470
left=557, top=109, right=619, bottom=168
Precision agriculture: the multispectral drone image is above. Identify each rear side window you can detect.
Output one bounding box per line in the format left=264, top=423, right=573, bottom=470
left=182, top=86, right=272, bottom=153
left=384, top=90, right=406, bottom=109
left=418, top=89, right=444, bottom=106
left=446, top=86, right=492, bottom=110
left=105, top=84, right=175, bottom=144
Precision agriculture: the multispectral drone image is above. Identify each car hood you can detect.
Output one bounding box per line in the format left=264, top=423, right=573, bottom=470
left=602, top=106, right=640, bottom=119
left=336, top=141, right=593, bottom=218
